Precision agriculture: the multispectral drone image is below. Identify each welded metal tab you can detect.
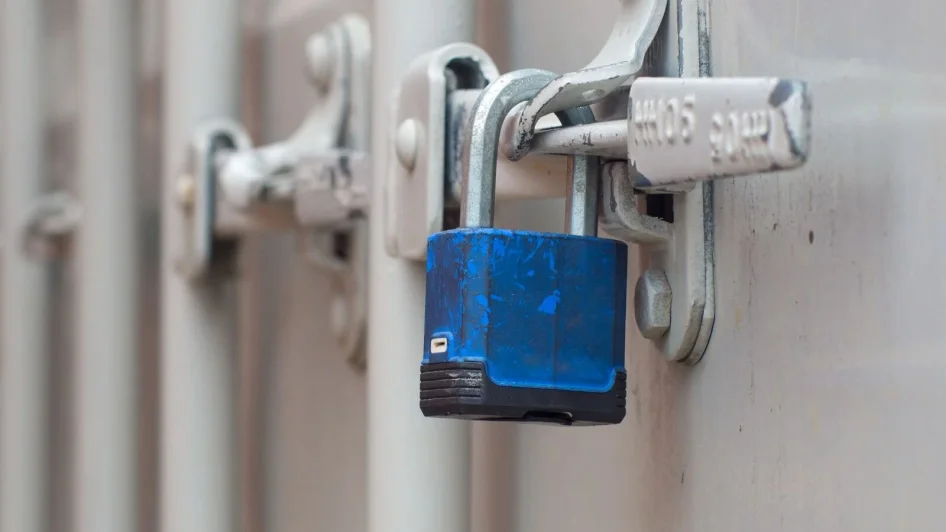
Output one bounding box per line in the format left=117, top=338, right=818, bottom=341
left=629, top=77, right=811, bottom=190
left=598, top=160, right=707, bottom=364
left=599, top=161, right=672, bottom=246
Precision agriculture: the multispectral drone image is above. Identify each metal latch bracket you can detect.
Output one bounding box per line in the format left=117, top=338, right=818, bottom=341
left=386, top=43, right=499, bottom=260
left=176, top=13, right=372, bottom=369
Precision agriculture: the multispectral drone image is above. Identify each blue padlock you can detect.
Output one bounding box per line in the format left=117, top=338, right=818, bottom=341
left=420, top=69, right=629, bottom=426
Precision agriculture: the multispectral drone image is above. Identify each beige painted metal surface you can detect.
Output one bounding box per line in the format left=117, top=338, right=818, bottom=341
left=9, top=0, right=942, bottom=530
left=165, top=0, right=946, bottom=531
left=495, top=1, right=946, bottom=532
left=74, top=0, right=139, bottom=529
left=1, top=1, right=52, bottom=531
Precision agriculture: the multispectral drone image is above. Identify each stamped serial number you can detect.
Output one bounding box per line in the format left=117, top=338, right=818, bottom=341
left=709, top=109, right=774, bottom=165
left=634, top=94, right=777, bottom=166
left=632, top=95, right=696, bottom=146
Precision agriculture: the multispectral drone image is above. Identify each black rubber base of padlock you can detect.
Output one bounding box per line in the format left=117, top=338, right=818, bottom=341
left=419, top=362, right=627, bottom=426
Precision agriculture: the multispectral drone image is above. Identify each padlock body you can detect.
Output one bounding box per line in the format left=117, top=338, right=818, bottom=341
left=421, top=228, right=628, bottom=425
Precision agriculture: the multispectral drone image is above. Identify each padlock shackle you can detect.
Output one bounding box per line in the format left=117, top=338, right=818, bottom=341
left=460, top=69, right=598, bottom=236
left=560, top=112, right=599, bottom=238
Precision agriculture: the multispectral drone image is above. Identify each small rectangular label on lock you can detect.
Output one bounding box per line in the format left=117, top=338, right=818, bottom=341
left=430, top=337, right=448, bottom=354
left=628, top=77, right=811, bottom=190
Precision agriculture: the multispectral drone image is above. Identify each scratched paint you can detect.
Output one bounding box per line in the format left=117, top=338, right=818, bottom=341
left=423, top=227, right=629, bottom=393
left=537, top=290, right=561, bottom=314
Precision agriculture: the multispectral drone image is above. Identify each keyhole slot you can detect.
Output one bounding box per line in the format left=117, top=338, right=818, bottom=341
left=430, top=337, right=449, bottom=354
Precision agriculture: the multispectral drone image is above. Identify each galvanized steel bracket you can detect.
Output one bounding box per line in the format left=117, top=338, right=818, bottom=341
left=600, top=158, right=711, bottom=365
left=386, top=43, right=498, bottom=260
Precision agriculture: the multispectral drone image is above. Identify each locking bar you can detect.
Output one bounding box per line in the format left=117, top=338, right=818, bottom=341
left=211, top=146, right=370, bottom=234
left=523, top=119, right=629, bottom=158
left=502, top=72, right=812, bottom=171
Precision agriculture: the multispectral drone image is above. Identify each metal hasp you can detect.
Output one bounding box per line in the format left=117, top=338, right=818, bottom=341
left=421, top=69, right=629, bottom=426
left=602, top=0, right=716, bottom=365
left=600, top=0, right=813, bottom=364
left=475, top=0, right=714, bottom=365
left=176, top=14, right=371, bottom=367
